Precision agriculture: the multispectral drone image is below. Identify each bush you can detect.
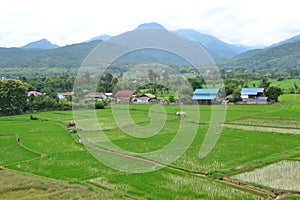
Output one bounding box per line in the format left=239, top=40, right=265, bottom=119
left=30, top=115, right=38, bottom=120
left=95, top=101, right=104, bottom=109
left=277, top=77, right=284, bottom=81
left=169, top=95, right=175, bottom=103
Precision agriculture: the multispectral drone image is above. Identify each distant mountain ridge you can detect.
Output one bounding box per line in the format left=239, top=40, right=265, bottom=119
left=175, top=29, right=253, bottom=61
left=87, top=23, right=255, bottom=61
left=22, top=39, right=59, bottom=49
left=0, top=40, right=101, bottom=77
left=0, top=22, right=299, bottom=77
left=86, top=34, right=111, bottom=42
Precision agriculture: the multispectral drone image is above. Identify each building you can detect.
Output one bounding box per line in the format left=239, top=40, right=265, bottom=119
left=85, top=92, right=106, bottom=100
left=241, top=88, right=268, bottom=104
left=192, top=88, right=220, bottom=104
left=137, top=93, right=157, bottom=103
left=57, top=92, right=74, bottom=101
left=115, top=90, right=134, bottom=103
left=28, top=91, right=43, bottom=97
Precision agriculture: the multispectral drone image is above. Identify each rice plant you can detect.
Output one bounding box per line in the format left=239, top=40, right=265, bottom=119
left=232, top=160, right=300, bottom=191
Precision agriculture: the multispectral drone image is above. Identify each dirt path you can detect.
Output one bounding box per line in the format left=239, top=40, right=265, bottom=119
left=0, top=134, right=44, bottom=166
left=90, top=146, right=300, bottom=200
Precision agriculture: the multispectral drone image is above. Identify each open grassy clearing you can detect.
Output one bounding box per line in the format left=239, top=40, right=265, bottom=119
left=232, top=160, right=300, bottom=191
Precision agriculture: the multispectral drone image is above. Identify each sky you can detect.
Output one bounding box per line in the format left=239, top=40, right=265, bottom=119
left=1, top=0, right=299, bottom=47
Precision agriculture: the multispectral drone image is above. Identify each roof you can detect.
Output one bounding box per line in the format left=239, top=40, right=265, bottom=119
left=141, top=93, right=156, bottom=98
left=193, top=88, right=219, bottom=95
left=28, top=91, right=42, bottom=97
left=192, top=95, right=217, bottom=100
left=86, top=92, right=105, bottom=98
left=241, top=88, right=264, bottom=95
left=59, top=92, right=74, bottom=96
left=115, top=90, right=134, bottom=98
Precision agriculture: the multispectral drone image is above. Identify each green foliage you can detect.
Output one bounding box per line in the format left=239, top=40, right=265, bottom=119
left=21, top=76, right=75, bottom=93
left=259, top=77, right=271, bottom=89
left=231, top=89, right=242, bottom=102
left=266, top=86, right=283, bottom=102
left=168, top=94, right=175, bottom=103
left=258, top=77, right=282, bottom=101
left=188, top=76, right=204, bottom=90
left=224, top=78, right=242, bottom=95
left=95, top=101, right=105, bottom=109
left=0, top=79, right=28, bottom=115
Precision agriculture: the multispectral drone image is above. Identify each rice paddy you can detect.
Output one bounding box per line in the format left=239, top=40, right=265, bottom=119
left=0, top=94, right=300, bottom=199
left=232, top=160, right=300, bottom=191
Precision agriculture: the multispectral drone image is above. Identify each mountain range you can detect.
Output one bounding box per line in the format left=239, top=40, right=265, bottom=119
left=0, top=22, right=299, bottom=77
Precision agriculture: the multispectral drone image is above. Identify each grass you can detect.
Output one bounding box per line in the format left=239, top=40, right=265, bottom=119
left=247, top=78, right=300, bottom=93
left=0, top=136, right=39, bottom=165
left=232, top=160, right=300, bottom=191
left=0, top=168, right=118, bottom=200
left=1, top=94, right=300, bottom=198
left=173, top=127, right=300, bottom=176
left=89, top=168, right=266, bottom=199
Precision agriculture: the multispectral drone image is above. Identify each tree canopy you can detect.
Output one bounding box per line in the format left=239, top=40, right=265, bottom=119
left=0, top=79, right=28, bottom=114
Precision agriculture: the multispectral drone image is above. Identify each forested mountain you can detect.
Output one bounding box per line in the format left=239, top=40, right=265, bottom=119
left=0, top=40, right=101, bottom=77
left=0, top=23, right=298, bottom=78
left=219, top=40, right=300, bottom=71
left=270, top=34, right=300, bottom=47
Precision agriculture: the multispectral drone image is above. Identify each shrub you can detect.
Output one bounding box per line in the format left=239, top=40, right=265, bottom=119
left=95, top=101, right=104, bottom=109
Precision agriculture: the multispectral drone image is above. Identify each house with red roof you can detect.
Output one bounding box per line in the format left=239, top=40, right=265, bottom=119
left=115, top=90, right=134, bottom=103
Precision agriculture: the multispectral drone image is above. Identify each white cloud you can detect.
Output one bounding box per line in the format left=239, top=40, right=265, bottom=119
left=0, top=0, right=299, bottom=47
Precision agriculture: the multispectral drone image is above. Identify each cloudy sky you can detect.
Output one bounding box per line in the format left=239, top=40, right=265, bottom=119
left=1, top=0, right=299, bottom=47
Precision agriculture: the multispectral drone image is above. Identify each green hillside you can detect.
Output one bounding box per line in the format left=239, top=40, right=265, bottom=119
left=0, top=40, right=101, bottom=77
left=219, top=41, right=300, bottom=71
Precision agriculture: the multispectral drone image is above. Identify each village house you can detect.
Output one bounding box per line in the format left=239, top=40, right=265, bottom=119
left=85, top=92, right=107, bottom=101
left=57, top=92, right=74, bottom=101
left=135, top=93, right=157, bottom=103
left=240, top=88, right=268, bottom=104
left=115, top=90, right=134, bottom=103
left=192, top=88, right=220, bottom=104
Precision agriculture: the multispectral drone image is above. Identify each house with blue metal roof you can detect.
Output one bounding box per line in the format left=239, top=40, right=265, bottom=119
left=241, top=88, right=268, bottom=102
left=192, top=88, right=220, bottom=104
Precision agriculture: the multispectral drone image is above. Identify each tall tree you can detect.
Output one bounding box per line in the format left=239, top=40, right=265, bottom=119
left=266, top=86, right=283, bottom=102
left=0, top=79, right=28, bottom=114
left=259, top=77, right=271, bottom=89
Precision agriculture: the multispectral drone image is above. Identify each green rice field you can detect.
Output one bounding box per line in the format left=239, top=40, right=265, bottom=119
left=0, top=94, right=300, bottom=199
